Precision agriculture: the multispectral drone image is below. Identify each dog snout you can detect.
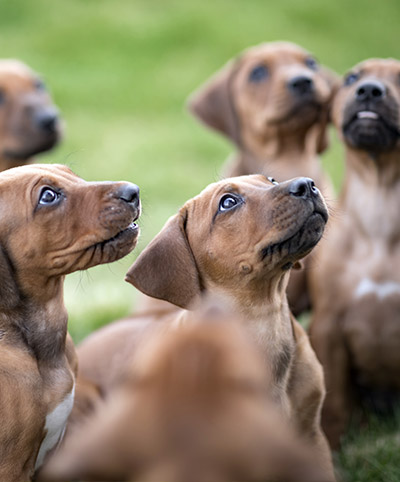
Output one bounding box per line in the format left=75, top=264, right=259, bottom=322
left=356, top=80, right=386, bottom=102
left=288, top=177, right=318, bottom=199
left=34, top=107, right=60, bottom=133
left=288, top=75, right=314, bottom=96
left=117, top=183, right=140, bottom=208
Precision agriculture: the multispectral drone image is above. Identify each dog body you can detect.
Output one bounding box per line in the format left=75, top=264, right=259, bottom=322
left=43, top=303, right=332, bottom=482
left=188, top=42, right=338, bottom=314
left=0, top=60, right=62, bottom=172
left=0, top=164, right=140, bottom=481
left=309, top=59, right=400, bottom=448
left=76, top=174, right=335, bottom=479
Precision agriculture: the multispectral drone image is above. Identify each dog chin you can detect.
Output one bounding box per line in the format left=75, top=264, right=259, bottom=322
left=79, top=223, right=140, bottom=270
left=4, top=136, right=61, bottom=161
left=268, top=101, right=321, bottom=130
left=342, top=110, right=400, bottom=152
left=261, top=212, right=326, bottom=264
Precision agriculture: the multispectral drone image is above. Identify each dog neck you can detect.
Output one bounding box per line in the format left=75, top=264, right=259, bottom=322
left=0, top=279, right=68, bottom=365
left=239, top=125, right=325, bottom=183
left=341, top=147, right=400, bottom=242
left=0, top=156, right=32, bottom=172
left=209, top=272, right=295, bottom=387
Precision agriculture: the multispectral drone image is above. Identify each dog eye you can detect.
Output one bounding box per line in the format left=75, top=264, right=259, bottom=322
left=34, top=79, right=46, bottom=91
left=0, top=89, right=5, bottom=105
left=218, top=194, right=242, bottom=212
left=305, top=57, right=318, bottom=71
left=267, top=177, right=279, bottom=185
left=39, top=188, right=60, bottom=205
left=344, top=72, right=359, bottom=86
left=249, top=65, right=268, bottom=83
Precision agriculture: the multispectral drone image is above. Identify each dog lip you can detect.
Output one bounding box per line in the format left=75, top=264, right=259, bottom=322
left=261, top=210, right=326, bottom=261
left=357, top=110, right=379, bottom=120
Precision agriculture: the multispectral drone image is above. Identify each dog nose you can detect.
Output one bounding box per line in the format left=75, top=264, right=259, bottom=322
left=118, top=183, right=140, bottom=208
left=356, top=80, right=386, bottom=101
left=289, top=177, right=318, bottom=199
left=35, top=109, right=59, bottom=133
left=288, top=75, right=313, bottom=95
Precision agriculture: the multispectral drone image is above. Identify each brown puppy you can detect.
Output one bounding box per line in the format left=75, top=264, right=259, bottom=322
left=188, top=41, right=338, bottom=314
left=0, top=164, right=140, bottom=482
left=42, top=301, right=332, bottom=482
left=309, top=58, right=400, bottom=449
left=75, top=174, right=335, bottom=479
left=0, top=60, right=62, bottom=172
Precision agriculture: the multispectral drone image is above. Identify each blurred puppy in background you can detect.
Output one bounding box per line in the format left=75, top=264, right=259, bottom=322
left=0, top=60, right=62, bottom=171
left=309, top=58, right=400, bottom=448
left=41, top=300, right=331, bottom=482
left=188, top=41, right=339, bottom=314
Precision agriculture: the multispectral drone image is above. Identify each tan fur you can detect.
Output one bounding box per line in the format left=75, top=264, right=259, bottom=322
left=41, top=302, right=332, bottom=482
left=74, top=174, right=335, bottom=480
left=309, top=58, right=400, bottom=448
left=0, top=60, right=62, bottom=171
left=0, top=164, right=140, bottom=481
left=188, top=42, right=339, bottom=314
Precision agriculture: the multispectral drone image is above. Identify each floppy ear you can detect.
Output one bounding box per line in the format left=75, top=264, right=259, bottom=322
left=126, top=207, right=202, bottom=309
left=0, top=244, right=19, bottom=310
left=315, top=66, right=341, bottom=154
left=187, top=59, right=241, bottom=146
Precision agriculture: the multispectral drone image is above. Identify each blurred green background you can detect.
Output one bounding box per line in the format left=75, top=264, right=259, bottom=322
left=0, top=1, right=399, bottom=480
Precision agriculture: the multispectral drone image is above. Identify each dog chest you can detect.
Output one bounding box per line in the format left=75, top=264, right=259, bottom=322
left=35, top=384, right=75, bottom=470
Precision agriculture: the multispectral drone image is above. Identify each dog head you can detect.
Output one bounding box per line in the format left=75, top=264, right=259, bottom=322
left=39, top=299, right=328, bottom=482
left=332, top=58, right=400, bottom=153
left=0, top=164, right=140, bottom=304
left=0, top=60, right=62, bottom=170
left=188, top=41, right=338, bottom=156
left=127, top=174, right=327, bottom=309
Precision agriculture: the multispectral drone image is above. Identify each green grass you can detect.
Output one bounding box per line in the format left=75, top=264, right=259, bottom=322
left=0, top=0, right=399, bottom=479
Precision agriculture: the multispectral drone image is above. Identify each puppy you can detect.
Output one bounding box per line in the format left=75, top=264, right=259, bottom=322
left=188, top=42, right=338, bottom=314
left=74, top=174, right=335, bottom=479
left=0, top=60, right=62, bottom=171
left=0, top=164, right=140, bottom=481
left=309, top=58, right=400, bottom=448
left=41, top=301, right=332, bottom=482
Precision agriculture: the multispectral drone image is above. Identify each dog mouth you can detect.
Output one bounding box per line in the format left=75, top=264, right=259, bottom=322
left=269, top=99, right=321, bottom=127
left=261, top=210, right=327, bottom=264
left=342, top=105, right=400, bottom=151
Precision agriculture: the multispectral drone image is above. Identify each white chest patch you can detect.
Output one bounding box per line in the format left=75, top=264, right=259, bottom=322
left=35, top=384, right=75, bottom=471
left=354, top=278, right=400, bottom=301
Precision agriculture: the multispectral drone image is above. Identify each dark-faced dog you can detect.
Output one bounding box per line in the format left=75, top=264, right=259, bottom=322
left=0, top=60, right=62, bottom=171
left=309, top=58, right=400, bottom=448
left=0, top=164, right=140, bottom=481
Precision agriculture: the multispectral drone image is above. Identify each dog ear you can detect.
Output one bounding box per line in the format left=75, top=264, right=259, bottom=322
left=314, top=66, right=341, bottom=154
left=0, top=244, right=19, bottom=310
left=126, top=207, right=202, bottom=309
left=187, top=60, right=241, bottom=146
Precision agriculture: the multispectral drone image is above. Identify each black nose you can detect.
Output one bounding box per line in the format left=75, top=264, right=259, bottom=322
left=118, top=183, right=140, bottom=208
left=356, top=81, right=386, bottom=102
left=35, top=109, right=59, bottom=133
left=288, top=75, right=313, bottom=95
left=289, top=177, right=318, bottom=199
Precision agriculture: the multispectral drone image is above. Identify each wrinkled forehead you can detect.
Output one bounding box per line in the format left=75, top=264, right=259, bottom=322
left=240, top=42, right=311, bottom=67
left=350, top=58, right=400, bottom=80
left=0, top=164, right=81, bottom=190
